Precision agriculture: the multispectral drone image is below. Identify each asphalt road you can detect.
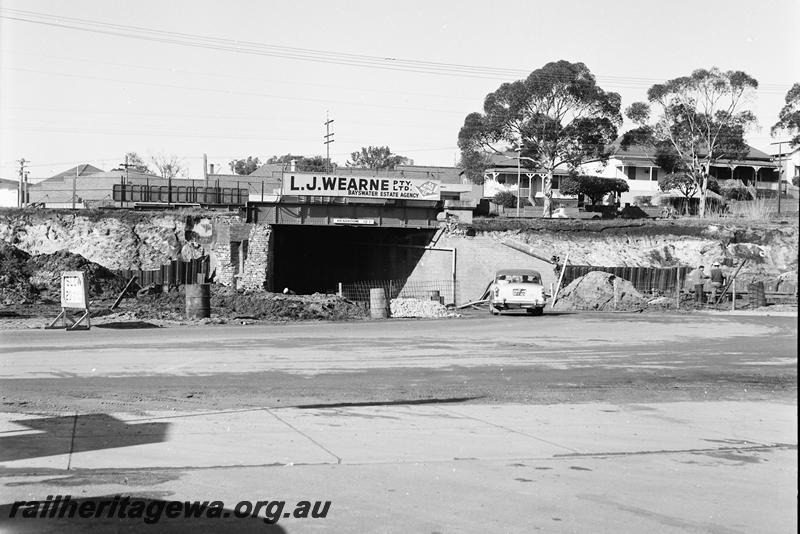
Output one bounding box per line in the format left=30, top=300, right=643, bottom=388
left=1, top=312, right=796, bottom=413
left=0, top=312, right=796, bottom=532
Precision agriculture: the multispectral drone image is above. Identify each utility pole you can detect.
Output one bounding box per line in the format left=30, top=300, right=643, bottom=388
left=118, top=154, right=133, bottom=185
left=17, top=158, right=28, bottom=208
left=771, top=140, right=790, bottom=214
left=324, top=112, right=335, bottom=174
left=73, top=164, right=78, bottom=210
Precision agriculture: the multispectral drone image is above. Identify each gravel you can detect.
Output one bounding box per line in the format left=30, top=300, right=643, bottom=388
left=390, top=298, right=460, bottom=318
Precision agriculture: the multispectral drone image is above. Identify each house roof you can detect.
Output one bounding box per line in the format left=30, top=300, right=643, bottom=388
left=0, top=177, right=18, bottom=189
left=249, top=163, right=288, bottom=176
left=609, top=137, right=774, bottom=164
left=48, top=164, right=104, bottom=180
left=34, top=169, right=162, bottom=187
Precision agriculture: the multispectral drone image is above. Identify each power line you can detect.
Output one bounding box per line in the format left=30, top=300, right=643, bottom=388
left=1, top=8, right=793, bottom=90
left=0, top=66, right=468, bottom=115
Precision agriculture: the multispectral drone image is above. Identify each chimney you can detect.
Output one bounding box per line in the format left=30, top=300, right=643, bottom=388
left=290, top=159, right=297, bottom=172
left=203, top=153, right=208, bottom=181
left=209, top=163, right=215, bottom=175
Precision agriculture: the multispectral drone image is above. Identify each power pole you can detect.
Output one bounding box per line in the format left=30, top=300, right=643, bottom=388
left=73, top=164, right=78, bottom=210
left=119, top=154, right=133, bottom=185
left=324, top=112, right=335, bottom=174
left=771, top=140, right=790, bottom=214
left=17, top=158, right=28, bottom=208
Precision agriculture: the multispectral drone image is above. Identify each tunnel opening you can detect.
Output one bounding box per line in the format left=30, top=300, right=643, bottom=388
left=272, top=225, right=437, bottom=294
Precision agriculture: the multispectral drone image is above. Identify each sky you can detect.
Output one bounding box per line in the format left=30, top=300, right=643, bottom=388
left=1, top=0, right=798, bottom=181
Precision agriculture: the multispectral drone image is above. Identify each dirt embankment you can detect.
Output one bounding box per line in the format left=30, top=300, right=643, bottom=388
left=0, top=208, right=233, bottom=270
left=468, top=219, right=798, bottom=285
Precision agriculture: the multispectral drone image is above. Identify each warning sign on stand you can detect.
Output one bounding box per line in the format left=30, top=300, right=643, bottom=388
left=47, top=271, right=91, bottom=330
left=61, top=271, right=89, bottom=309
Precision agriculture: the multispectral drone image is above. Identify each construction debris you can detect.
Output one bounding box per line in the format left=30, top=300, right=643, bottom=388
left=390, top=298, right=460, bottom=318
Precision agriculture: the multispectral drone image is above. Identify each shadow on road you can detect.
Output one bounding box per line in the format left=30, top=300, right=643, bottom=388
left=0, top=414, right=169, bottom=462
left=95, top=321, right=161, bottom=329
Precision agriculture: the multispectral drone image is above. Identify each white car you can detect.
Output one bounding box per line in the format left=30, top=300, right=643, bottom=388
left=488, top=269, right=546, bottom=316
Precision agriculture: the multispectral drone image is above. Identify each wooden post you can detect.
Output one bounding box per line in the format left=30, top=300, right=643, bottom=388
left=613, top=277, right=618, bottom=311
left=338, top=282, right=343, bottom=297
left=732, top=280, right=736, bottom=311
left=676, top=267, right=682, bottom=309
left=551, top=252, right=570, bottom=309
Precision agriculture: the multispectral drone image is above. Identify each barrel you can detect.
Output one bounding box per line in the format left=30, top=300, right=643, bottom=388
left=748, top=281, right=766, bottom=308
left=369, top=288, right=390, bottom=319
left=185, top=284, right=211, bottom=319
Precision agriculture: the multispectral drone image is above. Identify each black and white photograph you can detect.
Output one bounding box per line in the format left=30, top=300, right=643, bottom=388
left=0, top=0, right=797, bottom=531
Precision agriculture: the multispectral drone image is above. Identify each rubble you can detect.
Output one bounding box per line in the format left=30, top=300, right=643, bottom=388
left=553, top=271, right=648, bottom=311
left=123, top=286, right=366, bottom=322
left=390, top=297, right=460, bottom=318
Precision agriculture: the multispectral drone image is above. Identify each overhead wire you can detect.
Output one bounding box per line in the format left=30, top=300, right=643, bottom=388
left=0, top=8, right=792, bottom=91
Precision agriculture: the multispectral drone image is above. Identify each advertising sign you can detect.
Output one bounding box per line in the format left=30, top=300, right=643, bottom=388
left=282, top=173, right=441, bottom=201
left=61, top=271, right=89, bottom=309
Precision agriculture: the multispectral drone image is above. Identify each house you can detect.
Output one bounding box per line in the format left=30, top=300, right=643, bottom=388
left=601, top=141, right=779, bottom=204
left=0, top=178, right=19, bottom=207
left=480, top=152, right=576, bottom=203
left=773, top=145, right=800, bottom=199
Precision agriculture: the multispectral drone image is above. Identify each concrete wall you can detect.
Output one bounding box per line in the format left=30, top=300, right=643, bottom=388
left=405, top=234, right=557, bottom=305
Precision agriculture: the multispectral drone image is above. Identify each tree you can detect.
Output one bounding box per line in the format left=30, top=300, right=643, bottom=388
left=229, top=156, right=261, bottom=175
left=150, top=153, right=186, bottom=180
left=623, top=67, right=758, bottom=217
left=458, top=149, right=493, bottom=185
left=558, top=175, right=629, bottom=205
left=266, top=154, right=331, bottom=172
left=120, top=152, right=151, bottom=174
left=771, top=83, right=800, bottom=147
left=458, top=60, right=622, bottom=217
left=658, top=172, right=697, bottom=214
left=347, top=146, right=410, bottom=170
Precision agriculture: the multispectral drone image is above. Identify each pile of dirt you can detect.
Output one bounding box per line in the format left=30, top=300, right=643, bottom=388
left=390, top=298, right=459, bottom=318
left=26, top=250, right=130, bottom=301
left=123, top=286, right=366, bottom=322
left=1, top=244, right=130, bottom=304
left=0, top=243, right=35, bottom=304
left=553, top=271, right=648, bottom=311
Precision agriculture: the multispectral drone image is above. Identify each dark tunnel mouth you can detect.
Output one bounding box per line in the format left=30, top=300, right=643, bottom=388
left=271, top=225, right=436, bottom=295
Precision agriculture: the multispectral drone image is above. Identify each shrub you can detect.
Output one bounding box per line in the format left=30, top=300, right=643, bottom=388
left=492, top=191, right=529, bottom=208
left=559, top=175, right=629, bottom=205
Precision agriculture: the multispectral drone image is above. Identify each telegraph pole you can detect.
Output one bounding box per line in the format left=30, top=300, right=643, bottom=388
left=17, top=158, right=28, bottom=208
left=771, top=140, right=790, bottom=214
left=324, top=112, right=335, bottom=174
left=118, top=154, right=133, bottom=185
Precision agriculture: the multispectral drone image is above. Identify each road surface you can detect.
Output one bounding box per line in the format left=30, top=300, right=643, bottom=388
left=0, top=312, right=796, bottom=532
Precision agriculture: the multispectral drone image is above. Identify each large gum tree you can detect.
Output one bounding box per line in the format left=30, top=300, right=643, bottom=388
left=458, top=60, right=621, bottom=217
left=624, top=68, right=758, bottom=218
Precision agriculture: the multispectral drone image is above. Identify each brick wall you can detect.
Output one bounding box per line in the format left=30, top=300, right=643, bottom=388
left=239, top=223, right=273, bottom=290
left=209, top=222, right=236, bottom=286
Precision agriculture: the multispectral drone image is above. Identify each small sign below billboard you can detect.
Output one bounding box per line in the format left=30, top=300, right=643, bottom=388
left=332, top=218, right=376, bottom=225
left=282, top=173, right=441, bottom=201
